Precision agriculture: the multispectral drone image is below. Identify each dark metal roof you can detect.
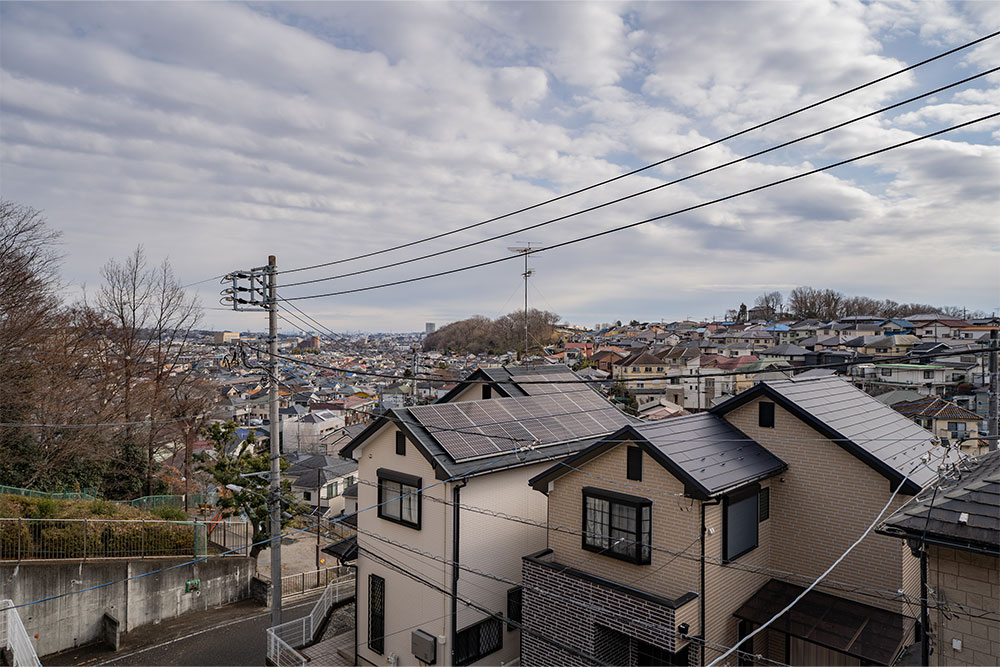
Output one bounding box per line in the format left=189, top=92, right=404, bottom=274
left=712, top=377, right=940, bottom=494
left=434, top=363, right=597, bottom=403
left=529, top=413, right=785, bottom=499
left=734, top=578, right=915, bottom=666
left=632, top=414, right=786, bottom=497
left=880, top=451, right=1000, bottom=555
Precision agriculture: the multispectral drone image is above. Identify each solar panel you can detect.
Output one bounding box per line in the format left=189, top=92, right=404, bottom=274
left=510, top=372, right=589, bottom=395
left=408, top=390, right=634, bottom=463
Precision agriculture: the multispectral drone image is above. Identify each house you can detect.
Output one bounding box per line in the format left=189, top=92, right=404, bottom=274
left=890, top=397, right=986, bottom=456
left=341, top=378, right=637, bottom=666
left=909, top=316, right=972, bottom=342
left=520, top=376, right=942, bottom=666
left=287, top=454, right=358, bottom=515
left=878, top=451, right=999, bottom=667
left=614, top=350, right=669, bottom=392
left=282, top=409, right=346, bottom=454
left=851, top=363, right=953, bottom=397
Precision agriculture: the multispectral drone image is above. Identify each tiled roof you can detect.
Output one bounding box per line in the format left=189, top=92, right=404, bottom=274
left=891, top=396, right=982, bottom=421
left=881, top=451, right=999, bottom=554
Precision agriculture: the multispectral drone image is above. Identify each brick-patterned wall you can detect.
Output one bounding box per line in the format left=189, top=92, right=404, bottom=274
left=723, top=398, right=916, bottom=616
left=521, top=556, right=690, bottom=666
left=928, top=545, right=1000, bottom=666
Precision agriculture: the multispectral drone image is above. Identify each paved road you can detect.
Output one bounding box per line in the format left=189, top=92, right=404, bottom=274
left=45, top=595, right=320, bottom=667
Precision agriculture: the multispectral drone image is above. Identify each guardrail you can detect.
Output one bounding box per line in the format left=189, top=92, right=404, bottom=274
left=0, top=599, right=42, bottom=667
left=265, top=571, right=356, bottom=666
left=0, top=518, right=250, bottom=561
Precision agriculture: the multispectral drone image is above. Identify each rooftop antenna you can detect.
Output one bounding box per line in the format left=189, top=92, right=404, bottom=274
left=508, top=242, right=535, bottom=362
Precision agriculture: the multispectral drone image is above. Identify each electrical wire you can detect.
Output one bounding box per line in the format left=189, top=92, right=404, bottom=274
left=280, top=68, right=999, bottom=290
left=279, top=113, right=999, bottom=301
left=275, top=30, right=999, bottom=278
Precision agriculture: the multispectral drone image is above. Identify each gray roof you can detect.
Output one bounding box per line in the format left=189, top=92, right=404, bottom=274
left=881, top=451, right=999, bottom=555
left=632, top=414, right=786, bottom=497
left=714, top=377, right=939, bottom=493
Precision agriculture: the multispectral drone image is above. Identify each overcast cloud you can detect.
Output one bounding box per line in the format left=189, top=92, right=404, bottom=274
left=1, top=1, right=997, bottom=332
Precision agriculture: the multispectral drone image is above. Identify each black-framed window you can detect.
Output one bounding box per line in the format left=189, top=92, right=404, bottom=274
left=368, top=574, right=385, bottom=654
left=395, top=431, right=407, bottom=456
left=377, top=469, right=421, bottom=529
left=455, top=617, right=503, bottom=665
left=759, top=486, right=770, bottom=522
left=724, top=484, right=759, bottom=562
left=758, top=401, right=775, bottom=428
left=506, top=586, right=522, bottom=632
left=582, top=488, right=651, bottom=564
left=627, top=446, right=642, bottom=481
left=482, top=385, right=492, bottom=400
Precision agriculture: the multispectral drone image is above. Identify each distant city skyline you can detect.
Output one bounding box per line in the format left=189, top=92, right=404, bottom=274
left=2, top=1, right=997, bottom=333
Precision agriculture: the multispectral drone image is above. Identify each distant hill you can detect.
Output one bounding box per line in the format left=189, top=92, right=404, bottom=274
left=423, top=309, right=560, bottom=356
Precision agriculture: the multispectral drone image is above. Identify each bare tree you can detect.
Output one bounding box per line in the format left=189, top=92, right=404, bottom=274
left=754, top=291, right=783, bottom=320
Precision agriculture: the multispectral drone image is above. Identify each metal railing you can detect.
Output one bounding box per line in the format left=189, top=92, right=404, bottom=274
left=0, top=518, right=250, bottom=561
left=0, top=485, right=98, bottom=501
left=265, top=570, right=356, bottom=666
left=0, top=600, right=42, bottom=667
left=259, top=565, right=351, bottom=597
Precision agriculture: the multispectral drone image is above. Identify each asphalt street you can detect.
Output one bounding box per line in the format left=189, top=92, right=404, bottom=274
left=44, top=594, right=320, bottom=667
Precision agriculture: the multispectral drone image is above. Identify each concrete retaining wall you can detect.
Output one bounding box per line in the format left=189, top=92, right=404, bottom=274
left=0, top=557, right=254, bottom=657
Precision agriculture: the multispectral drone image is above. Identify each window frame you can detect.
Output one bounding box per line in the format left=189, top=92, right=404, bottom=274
left=723, top=484, right=760, bottom=562
left=455, top=616, right=503, bottom=665
left=368, top=574, right=385, bottom=654
left=758, top=486, right=770, bottom=522
left=395, top=431, right=407, bottom=456
left=506, top=586, right=522, bottom=632
left=626, top=446, right=643, bottom=482
left=581, top=487, right=652, bottom=565
left=376, top=468, right=422, bottom=529
left=758, top=401, right=775, bottom=428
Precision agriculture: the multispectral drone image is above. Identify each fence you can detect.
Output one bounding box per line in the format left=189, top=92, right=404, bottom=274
left=266, top=565, right=350, bottom=597
left=0, top=518, right=250, bottom=561
left=121, top=491, right=219, bottom=511
left=0, top=485, right=98, bottom=501
left=0, top=599, right=42, bottom=667
left=265, top=570, right=356, bottom=666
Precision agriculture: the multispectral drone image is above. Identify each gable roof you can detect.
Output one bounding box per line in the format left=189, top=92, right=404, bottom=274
left=434, top=363, right=597, bottom=403
left=880, top=451, right=999, bottom=555
left=711, top=377, right=940, bottom=494
left=891, top=396, right=982, bottom=421
left=529, top=412, right=786, bottom=500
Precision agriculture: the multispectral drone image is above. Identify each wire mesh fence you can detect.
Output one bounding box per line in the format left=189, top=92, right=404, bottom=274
left=0, top=485, right=98, bottom=501
left=0, top=518, right=250, bottom=561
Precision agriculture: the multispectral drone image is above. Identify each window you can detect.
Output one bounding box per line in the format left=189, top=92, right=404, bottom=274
left=346, top=475, right=355, bottom=487
left=327, top=482, right=338, bottom=498
left=644, top=366, right=652, bottom=372
left=758, top=402, right=775, bottom=428
left=947, top=422, right=967, bottom=432
left=656, top=366, right=664, bottom=372
left=455, top=617, right=503, bottom=665
left=506, top=586, right=522, bottom=632
left=377, top=469, right=421, bottom=529
left=758, top=486, right=769, bottom=522
left=724, top=485, right=759, bottom=562
left=582, top=488, right=651, bottom=564
left=303, top=491, right=312, bottom=501
left=482, top=385, right=492, bottom=400
left=881, top=368, right=892, bottom=376
left=395, top=431, right=407, bottom=456
left=627, top=447, right=642, bottom=482
left=368, top=574, right=385, bottom=654
left=923, top=370, right=934, bottom=379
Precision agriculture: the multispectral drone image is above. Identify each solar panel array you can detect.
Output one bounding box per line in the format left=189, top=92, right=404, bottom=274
left=408, top=391, right=632, bottom=462
left=508, top=371, right=589, bottom=395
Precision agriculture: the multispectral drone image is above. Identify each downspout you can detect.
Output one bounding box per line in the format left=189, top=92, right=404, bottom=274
left=920, top=547, right=930, bottom=667
left=700, top=498, right=721, bottom=661
left=451, top=478, right=468, bottom=664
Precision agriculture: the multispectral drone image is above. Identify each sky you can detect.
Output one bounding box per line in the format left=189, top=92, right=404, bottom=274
left=2, top=1, right=998, bottom=333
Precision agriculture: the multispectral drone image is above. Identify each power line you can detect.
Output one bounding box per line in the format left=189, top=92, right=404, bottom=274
left=279, top=113, right=999, bottom=301
left=274, top=31, right=999, bottom=278
left=279, top=68, right=999, bottom=290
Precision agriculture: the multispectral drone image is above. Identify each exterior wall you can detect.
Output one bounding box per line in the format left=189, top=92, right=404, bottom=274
left=456, top=463, right=551, bottom=666
left=545, top=443, right=702, bottom=603
left=722, top=398, right=918, bottom=617
left=445, top=382, right=492, bottom=403
left=354, top=423, right=452, bottom=666
left=928, top=545, right=1000, bottom=666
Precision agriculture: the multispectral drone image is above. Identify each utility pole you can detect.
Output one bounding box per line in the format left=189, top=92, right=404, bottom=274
left=222, top=256, right=283, bottom=626
left=507, top=242, right=534, bottom=362
left=989, top=328, right=998, bottom=452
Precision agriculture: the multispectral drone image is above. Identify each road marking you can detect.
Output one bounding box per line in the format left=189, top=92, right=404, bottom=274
left=97, top=598, right=321, bottom=664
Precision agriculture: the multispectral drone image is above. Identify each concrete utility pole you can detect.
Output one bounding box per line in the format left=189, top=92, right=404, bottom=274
left=267, top=255, right=283, bottom=625
left=989, top=328, right=998, bottom=452
left=507, top=243, right=534, bottom=362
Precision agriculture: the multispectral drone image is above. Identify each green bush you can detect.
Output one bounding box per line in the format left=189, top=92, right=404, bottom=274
left=152, top=505, right=187, bottom=521
left=31, top=498, right=59, bottom=519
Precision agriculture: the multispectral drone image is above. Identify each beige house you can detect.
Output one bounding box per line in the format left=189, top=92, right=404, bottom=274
left=891, top=396, right=986, bottom=456
left=522, top=376, right=943, bottom=666
left=879, top=450, right=999, bottom=666
left=341, top=367, right=636, bottom=666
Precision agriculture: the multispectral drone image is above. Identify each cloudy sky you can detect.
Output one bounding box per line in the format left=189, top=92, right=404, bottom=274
left=2, top=1, right=998, bottom=332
